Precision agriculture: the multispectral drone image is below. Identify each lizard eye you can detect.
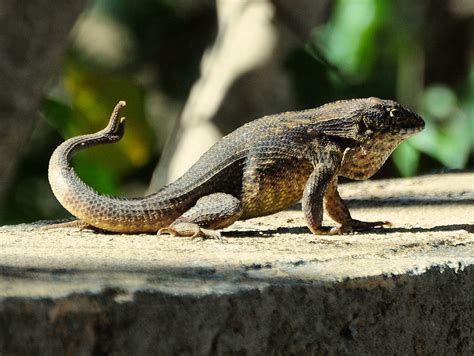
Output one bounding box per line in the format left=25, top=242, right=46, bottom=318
left=389, top=108, right=400, bottom=118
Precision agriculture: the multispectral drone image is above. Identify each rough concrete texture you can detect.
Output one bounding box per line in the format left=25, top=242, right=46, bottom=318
left=0, top=172, right=473, bottom=355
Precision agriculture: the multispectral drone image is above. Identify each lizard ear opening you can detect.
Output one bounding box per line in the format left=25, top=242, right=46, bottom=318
left=359, top=118, right=373, bottom=136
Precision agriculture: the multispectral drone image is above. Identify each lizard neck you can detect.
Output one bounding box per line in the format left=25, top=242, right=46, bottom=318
left=339, top=133, right=403, bottom=180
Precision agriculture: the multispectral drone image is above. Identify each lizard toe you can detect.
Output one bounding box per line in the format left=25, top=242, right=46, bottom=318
left=191, top=228, right=223, bottom=241
left=157, top=227, right=177, bottom=236
left=159, top=222, right=222, bottom=241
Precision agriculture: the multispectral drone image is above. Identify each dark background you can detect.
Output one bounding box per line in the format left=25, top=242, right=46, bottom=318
left=0, top=0, right=472, bottom=225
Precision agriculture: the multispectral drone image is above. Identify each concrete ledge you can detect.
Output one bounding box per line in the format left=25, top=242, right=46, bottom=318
left=1, top=173, right=473, bottom=354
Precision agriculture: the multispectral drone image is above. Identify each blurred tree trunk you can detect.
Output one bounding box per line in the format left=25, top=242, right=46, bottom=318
left=148, top=0, right=331, bottom=190
left=0, top=0, right=86, bottom=212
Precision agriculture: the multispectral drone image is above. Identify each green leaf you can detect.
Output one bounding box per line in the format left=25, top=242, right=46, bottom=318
left=423, top=85, right=457, bottom=120
left=41, top=97, right=75, bottom=138
left=392, top=141, right=420, bottom=177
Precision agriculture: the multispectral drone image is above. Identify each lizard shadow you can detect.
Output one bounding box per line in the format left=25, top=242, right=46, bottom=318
left=40, top=219, right=472, bottom=238
left=358, top=224, right=474, bottom=235
left=222, top=224, right=474, bottom=238
left=289, top=196, right=474, bottom=210
left=372, top=224, right=474, bottom=234
left=222, top=226, right=309, bottom=238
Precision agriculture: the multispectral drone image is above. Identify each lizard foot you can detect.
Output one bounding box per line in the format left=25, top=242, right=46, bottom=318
left=40, top=219, right=96, bottom=231
left=339, top=219, right=392, bottom=233
left=158, top=222, right=222, bottom=240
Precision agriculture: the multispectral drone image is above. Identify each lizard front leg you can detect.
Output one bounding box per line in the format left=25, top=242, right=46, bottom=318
left=324, top=177, right=390, bottom=233
left=158, top=193, right=242, bottom=239
left=302, top=151, right=342, bottom=235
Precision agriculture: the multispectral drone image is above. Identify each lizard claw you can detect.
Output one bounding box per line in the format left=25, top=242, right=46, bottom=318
left=339, top=219, right=392, bottom=233
left=157, top=227, right=177, bottom=236
left=191, top=228, right=223, bottom=241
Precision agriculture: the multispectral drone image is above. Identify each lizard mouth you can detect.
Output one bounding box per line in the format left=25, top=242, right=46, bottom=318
left=397, top=125, right=424, bottom=136
left=397, top=115, right=425, bottom=136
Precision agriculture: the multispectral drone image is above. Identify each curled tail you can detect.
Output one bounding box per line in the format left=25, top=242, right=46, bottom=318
left=48, top=101, right=178, bottom=233
left=50, top=100, right=127, bottom=165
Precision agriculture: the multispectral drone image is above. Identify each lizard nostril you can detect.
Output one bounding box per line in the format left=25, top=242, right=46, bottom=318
left=419, top=117, right=425, bottom=128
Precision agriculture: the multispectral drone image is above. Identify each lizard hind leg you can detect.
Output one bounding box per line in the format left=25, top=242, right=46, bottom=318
left=158, top=193, right=243, bottom=239
left=41, top=219, right=96, bottom=231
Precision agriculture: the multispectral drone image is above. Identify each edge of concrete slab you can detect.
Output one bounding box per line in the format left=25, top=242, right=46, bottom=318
left=1, top=172, right=473, bottom=354
left=0, top=264, right=472, bottom=355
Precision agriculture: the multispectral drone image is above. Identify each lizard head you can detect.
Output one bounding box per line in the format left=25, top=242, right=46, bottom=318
left=360, top=98, right=425, bottom=139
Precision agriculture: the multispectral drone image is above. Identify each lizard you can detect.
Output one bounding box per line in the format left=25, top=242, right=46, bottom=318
left=48, top=97, right=424, bottom=238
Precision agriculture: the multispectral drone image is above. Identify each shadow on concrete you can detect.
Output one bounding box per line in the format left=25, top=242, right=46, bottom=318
left=369, top=224, right=474, bottom=234
left=222, top=226, right=309, bottom=237
left=223, top=224, right=474, bottom=238
left=39, top=220, right=473, bottom=239
left=287, top=196, right=474, bottom=211
left=346, top=197, right=474, bottom=208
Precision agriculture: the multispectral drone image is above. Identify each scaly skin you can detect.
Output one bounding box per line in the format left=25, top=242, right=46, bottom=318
left=48, top=98, right=424, bottom=237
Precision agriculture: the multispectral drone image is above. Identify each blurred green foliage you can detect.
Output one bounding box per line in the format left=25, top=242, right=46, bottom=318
left=2, top=0, right=472, bottom=225
left=295, top=0, right=473, bottom=177
left=44, top=58, right=154, bottom=195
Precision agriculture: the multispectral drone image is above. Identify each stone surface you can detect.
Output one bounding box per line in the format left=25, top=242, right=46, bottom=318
left=0, top=172, right=473, bottom=354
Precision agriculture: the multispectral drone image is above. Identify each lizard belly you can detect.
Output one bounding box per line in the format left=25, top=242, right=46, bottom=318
left=240, top=159, right=313, bottom=219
